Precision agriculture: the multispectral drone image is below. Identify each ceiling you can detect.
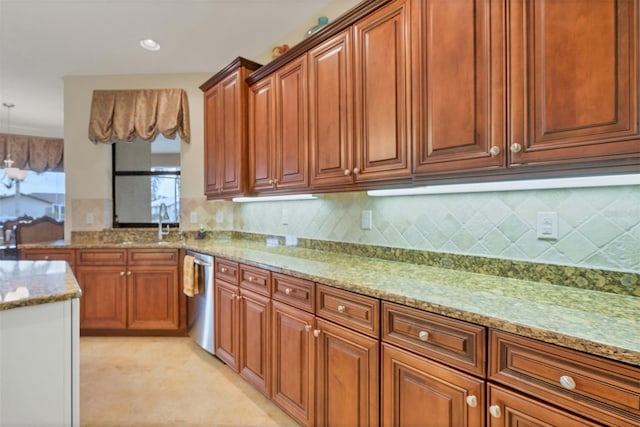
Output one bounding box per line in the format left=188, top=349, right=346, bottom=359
left=0, top=0, right=334, bottom=138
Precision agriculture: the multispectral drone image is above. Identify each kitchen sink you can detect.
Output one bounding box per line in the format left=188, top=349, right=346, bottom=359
left=119, top=240, right=171, bottom=245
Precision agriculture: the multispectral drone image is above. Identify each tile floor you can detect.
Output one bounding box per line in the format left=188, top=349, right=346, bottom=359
left=80, top=336, right=299, bottom=426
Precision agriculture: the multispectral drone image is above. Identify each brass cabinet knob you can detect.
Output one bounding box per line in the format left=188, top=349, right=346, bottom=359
left=559, top=375, right=576, bottom=390
left=489, top=405, right=501, bottom=418
left=465, top=395, right=478, bottom=407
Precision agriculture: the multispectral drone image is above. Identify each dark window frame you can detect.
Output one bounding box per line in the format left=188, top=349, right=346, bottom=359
left=111, top=144, right=181, bottom=228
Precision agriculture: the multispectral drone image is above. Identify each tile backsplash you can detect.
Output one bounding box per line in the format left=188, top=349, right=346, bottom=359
left=235, top=185, right=640, bottom=273
left=73, top=185, right=639, bottom=273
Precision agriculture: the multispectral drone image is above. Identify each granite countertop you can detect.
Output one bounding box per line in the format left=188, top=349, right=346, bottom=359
left=0, top=260, right=82, bottom=311
left=20, top=238, right=639, bottom=366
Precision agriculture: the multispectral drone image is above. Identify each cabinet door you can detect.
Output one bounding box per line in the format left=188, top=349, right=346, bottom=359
left=353, top=0, right=412, bottom=183
left=203, top=84, right=222, bottom=197
left=309, top=29, right=355, bottom=188
left=412, top=0, right=505, bottom=175
left=508, top=0, right=640, bottom=166
left=219, top=70, right=247, bottom=196
left=127, top=266, right=179, bottom=330
left=239, top=289, right=271, bottom=397
left=249, top=76, right=277, bottom=192
left=274, top=56, right=309, bottom=191
left=272, top=300, right=315, bottom=427
left=215, top=279, right=240, bottom=371
left=488, top=384, right=601, bottom=427
left=76, top=266, right=127, bottom=330
left=315, top=318, right=379, bottom=427
left=381, top=343, right=484, bottom=427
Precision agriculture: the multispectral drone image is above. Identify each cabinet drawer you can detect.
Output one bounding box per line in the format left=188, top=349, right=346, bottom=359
left=128, top=249, right=178, bottom=265
left=489, top=330, right=640, bottom=427
left=488, top=383, right=601, bottom=427
left=382, top=302, right=486, bottom=377
left=316, top=284, right=380, bottom=338
left=76, top=249, right=126, bottom=266
left=215, top=259, right=239, bottom=284
left=272, top=273, right=315, bottom=313
left=20, top=248, right=75, bottom=265
left=240, top=264, right=271, bottom=296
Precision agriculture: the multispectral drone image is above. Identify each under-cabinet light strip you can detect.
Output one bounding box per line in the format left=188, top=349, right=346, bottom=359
left=367, top=174, right=640, bottom=197
left=232, top=194, right=318, bottom=203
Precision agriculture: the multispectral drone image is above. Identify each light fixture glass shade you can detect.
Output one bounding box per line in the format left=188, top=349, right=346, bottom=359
left=5, top=167, right=27, bottom=181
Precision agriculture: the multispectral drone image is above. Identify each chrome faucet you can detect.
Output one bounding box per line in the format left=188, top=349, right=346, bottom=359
left=158, top=202, right=170, bottom=241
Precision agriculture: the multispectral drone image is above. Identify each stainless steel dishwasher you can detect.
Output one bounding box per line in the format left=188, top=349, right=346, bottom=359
left=186, top=250, right=215, bottom=354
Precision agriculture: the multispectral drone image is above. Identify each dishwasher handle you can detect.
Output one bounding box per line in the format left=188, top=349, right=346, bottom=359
left=193, top=258, right=212, bottom=267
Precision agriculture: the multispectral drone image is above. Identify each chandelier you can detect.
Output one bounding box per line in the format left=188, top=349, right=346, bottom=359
left=2, top=102, right=28, bottom=185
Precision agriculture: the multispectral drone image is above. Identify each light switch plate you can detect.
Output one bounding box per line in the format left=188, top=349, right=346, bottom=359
left=361, top=210, right=373, bottom=230
left=85, top=213, right=94, bottom=225
left=281, top=208, right=289, bottom=225
left=190, top=211, right=198, bottom=224
left=537, top=211, right=558, bottom=240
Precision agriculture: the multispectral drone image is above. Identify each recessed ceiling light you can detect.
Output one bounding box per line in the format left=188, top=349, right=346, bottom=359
left=139, top=39, right=160, bottom=51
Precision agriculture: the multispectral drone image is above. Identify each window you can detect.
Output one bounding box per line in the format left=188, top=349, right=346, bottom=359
left=0, top=171, right=65, bottom=223
left=112, top=135, right=180, bottom=227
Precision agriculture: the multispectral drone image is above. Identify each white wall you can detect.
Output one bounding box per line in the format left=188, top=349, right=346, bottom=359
left=63, top=72, right=210, bottom=237
left=253, top=0, right=361, bottom=64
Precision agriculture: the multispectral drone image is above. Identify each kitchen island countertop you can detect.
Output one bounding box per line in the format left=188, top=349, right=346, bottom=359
left=0, top=260, right=81, bottom=311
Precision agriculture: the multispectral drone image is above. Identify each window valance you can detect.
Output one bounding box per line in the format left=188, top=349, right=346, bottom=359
left=88, top=89, right=191, bottom=144
left=0, top=133, right=64, bottom=172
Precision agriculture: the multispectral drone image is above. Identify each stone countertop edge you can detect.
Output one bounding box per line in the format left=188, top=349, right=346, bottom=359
left=0, top=260, right=82, bottom=312
left=20, top=238, right=639, bottom=366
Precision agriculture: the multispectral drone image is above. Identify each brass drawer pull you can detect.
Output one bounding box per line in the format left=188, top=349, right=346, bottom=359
left=559, top=375, right=576, bottom=390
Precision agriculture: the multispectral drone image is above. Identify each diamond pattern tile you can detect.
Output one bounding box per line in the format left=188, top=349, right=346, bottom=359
left=175, top=185, right=640, bottom=273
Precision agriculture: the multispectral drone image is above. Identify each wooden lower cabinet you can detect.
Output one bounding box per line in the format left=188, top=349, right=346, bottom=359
left=315, top=318, right=379, bottom=427
left=239, top=288, right=271, bottom=397
left=214, top=278, right=240, bottom=371
left=76, top=266, right=127, bottom=330
left=488, top=384, right=600, bottom=427
left=76, top=248, right=181, bottom=334
left=127, top=266, right=179, bottom=330
left=381, top=343, right=485, bottom=427
left=272, top=300, right=316, bottom=427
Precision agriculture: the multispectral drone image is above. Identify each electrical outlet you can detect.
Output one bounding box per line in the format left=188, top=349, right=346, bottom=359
left=85, top=213, right=94, bottom=225
left=190, top=211, right=198, bottom=224
left=281, top=208, right=289, bottom=225
left=216, top=211, right=224, bottom=224
left=361, top=210, right=373, bottom=230
left=537, top=212, right=558, bottom=240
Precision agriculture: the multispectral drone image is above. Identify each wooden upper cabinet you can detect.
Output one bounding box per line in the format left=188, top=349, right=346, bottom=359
left=274, top=56, right=309, bottom=191
left=353, top=0, right=412, bottom=183
left=249, top=75, right=276, bottom=193
left=412, top=0, right=506, bottom=175
left=309, top=29, right=355, bottom=188
left=203, top=84, right=221, bottom=196
left=508, top=0, right=640, bottom=167
left=200, top=57, right=261, bottom=199
left=249, top=56, right=308, bottom=193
